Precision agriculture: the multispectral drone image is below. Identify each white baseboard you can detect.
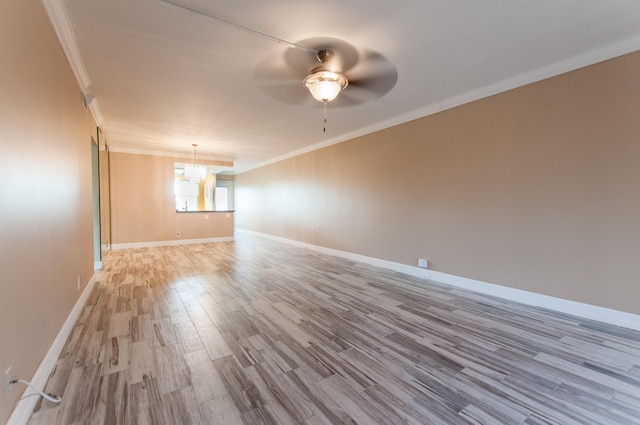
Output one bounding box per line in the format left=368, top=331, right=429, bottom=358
left=6, top=272, right=100, bottom=425
left=235, top=228, right=640, bottom=331
left=109, top=236, right=234, bottom=250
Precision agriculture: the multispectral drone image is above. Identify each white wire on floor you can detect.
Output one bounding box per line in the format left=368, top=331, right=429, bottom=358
left=12, top=379, right=61, bottom=405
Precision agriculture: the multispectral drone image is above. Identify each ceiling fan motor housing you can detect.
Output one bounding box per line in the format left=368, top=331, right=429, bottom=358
left=317, top=49, right=334, bottom=63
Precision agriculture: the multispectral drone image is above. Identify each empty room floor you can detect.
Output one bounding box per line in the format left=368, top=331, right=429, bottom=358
left=27, top=235, right=640, bottom=424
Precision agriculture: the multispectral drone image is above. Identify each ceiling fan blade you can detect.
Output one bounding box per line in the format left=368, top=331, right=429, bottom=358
left=335, top=50, right=398, bottom=106
left=285, top=37, right=359, bottom=74
left=346, top=50, right=398, bottom=93
left=254, top=54, right=308, bottom=104
left=332, top=85, right=375, bottom=107
left=255, top=81, right=310, bottom=105
left=347, top=69, right=398, bottom=96
left=254, top=37, right=359, bottom=105
left=254, top=38, right=396, bottom=107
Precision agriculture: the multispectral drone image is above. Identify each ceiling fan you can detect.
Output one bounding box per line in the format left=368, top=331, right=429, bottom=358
left=155, top=0, right=398, bottom=130
left=254, top=36, right=397, bottom=106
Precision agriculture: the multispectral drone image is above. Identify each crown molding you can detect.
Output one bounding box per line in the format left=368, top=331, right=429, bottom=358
left=41, top=0, right=105, bottom=126
left=40, top=0, right=640, bottom=176
left=235, top=35, right=640, bottom=175
left=41, top=0, right=90, bottom=88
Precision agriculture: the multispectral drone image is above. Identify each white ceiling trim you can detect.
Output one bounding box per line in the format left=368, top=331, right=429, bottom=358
left=237, top=35, right=640, bottom=175
left=43, top=0, right=640, bottom=174
left=41, top=0, right=105, bottom=126
left=438, top=33, right=640, bottom=113
left=41, top=0, right=91, bottom=88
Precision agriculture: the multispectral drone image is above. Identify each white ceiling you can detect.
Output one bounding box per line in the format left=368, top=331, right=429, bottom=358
left=45, top=0, right=640, bottom=173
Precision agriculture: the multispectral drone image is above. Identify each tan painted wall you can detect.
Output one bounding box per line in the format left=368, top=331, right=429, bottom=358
left=235, top=51, right=640, bottom=315
left=108, top=152, right=234, bottom=244
left=0, top=1, right=97, bottom=422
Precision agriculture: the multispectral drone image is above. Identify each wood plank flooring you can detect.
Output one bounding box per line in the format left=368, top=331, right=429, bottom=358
left=27, top=235, right=640, bottom=424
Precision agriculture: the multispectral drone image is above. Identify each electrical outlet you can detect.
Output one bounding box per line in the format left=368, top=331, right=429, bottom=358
left=418, top=258, right=428, bottom=269
left=4, top=367, right=13, bottom=399
left=77, top=275, right=81, bottom=291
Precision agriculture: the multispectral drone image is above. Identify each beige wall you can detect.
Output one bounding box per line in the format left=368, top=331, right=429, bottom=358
left=235, top=51, right=640, bottom=315
left=0, top=1, right=97, bottom=422
left=107, top=152, right=234, bottom=244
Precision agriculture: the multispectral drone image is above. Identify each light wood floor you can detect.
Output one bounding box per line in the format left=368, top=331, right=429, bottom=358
left=27, top=235, right=640, bottom=424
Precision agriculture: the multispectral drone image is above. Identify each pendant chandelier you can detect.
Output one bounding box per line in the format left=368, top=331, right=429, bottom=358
left=184, top=143, right=206, bottom=183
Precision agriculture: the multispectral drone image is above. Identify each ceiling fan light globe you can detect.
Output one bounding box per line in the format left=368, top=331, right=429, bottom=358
left=304, top=71, right=348, bottom=102
left=309, top=80, right=341, bottom=102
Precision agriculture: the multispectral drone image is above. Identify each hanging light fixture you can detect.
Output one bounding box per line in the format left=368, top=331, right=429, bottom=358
left=184, top=143, right=207, bottom=183
left=303, top=50, right=348, bottom=132
left=303, top=70, right=348, bottom=103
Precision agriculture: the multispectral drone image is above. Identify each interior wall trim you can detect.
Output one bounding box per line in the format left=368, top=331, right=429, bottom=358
left=235, top=228, right=640, bottom=332
left=109, top=236, right=234, bottom=250
left=6, top=272, right=100, bottom=425
left=233, top=37, right=640, bottom=175
left=41, top=0, right=90, bottom=88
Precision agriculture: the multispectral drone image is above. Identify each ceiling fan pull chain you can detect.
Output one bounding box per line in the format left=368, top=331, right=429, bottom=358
left=323, top=100, right=327, bottom=132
